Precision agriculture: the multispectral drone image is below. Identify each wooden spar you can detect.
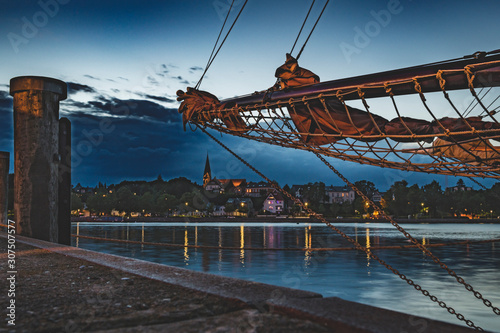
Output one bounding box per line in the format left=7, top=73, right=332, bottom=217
left=221, top=53, right=500, bottom=106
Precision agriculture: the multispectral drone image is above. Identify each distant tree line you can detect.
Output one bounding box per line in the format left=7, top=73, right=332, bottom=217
left=382, top=179, right=500, bottom=218
left=68, top=175, right=500, bottom=219
left=72, top=176, right=201, bottom=216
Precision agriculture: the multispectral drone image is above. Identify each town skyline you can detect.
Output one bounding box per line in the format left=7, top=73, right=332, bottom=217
left=68, top=171, right=499, bottom=220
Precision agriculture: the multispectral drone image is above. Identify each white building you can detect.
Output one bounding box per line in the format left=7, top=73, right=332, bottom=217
left=263, top=192, right=285, bottom=214
left=325, top=186, right=355, bottom=204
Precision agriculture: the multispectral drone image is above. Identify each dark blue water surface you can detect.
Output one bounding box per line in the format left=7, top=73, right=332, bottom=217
left=72, top=222, right=500, bottom=332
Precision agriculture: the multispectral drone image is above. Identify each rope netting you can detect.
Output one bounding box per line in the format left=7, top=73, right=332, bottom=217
left=179, top=57, right=500, bottom=179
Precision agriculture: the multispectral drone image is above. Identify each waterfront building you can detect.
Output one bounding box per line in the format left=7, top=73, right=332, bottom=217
left=203, top=154, right=246, bottom=194
left=325, top=185, right=355, bottom=204
left=263, top=192, right=285, bottom=214
left=245, top=181, right=275, bottom=197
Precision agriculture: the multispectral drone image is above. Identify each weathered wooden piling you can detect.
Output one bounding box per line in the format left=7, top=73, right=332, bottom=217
left=10, top=76, right=67, bottom=242
left=0, top=151, right=9, bottom=226
left=58, top=117, right=71, bottom=245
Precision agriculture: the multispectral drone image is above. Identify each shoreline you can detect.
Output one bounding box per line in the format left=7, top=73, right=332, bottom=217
left=71, top=216, right=500, bottom=224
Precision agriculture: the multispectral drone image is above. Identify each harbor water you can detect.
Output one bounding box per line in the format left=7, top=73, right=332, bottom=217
left=72, top=222, right=500, bottom=332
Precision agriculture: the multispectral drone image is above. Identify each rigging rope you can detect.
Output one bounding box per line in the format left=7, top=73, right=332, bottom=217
left=197, top=124, right=483, bottom=330
left=196, top=0, right=236, bottom=90
left=290, top=0, right=316, bottom=56
left=195, top=0, right=249, bottom=89
left=296, top=0, right=330, bottom=60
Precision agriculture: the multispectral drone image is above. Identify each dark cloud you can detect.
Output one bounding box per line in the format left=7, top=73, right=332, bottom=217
left=67, top=82, right=95, bottom=94
left=172, top=75, right=190, bottom=85
left=0, top=90, right=13, bottom=158
left=61, top=100, right=89, bottom=110
left=86, top=97, right=180, bottom=124
left=145, top=65, right=170, bottom=85
left=84, top=75, right=100, bottom=80
left=0, top=91, right=13, bottom=110
left=143, top=94, right=175, bottom=103
left=117, top=77, right=129, bottom=81
left=190, top=66, right=203, bottom=72
left=67, top=106, right=209, bottom=185
left=146, top=76, right=160, bottom=86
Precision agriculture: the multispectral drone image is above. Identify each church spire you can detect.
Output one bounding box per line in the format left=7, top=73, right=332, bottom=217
left=203, top=153, right=211, bottom=187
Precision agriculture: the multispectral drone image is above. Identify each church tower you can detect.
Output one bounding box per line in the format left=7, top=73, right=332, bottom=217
left=203, top=154, right=211, bottom=187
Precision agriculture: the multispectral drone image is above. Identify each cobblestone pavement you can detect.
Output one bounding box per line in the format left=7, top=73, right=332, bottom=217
left=0, top=237, right=330, bottom=333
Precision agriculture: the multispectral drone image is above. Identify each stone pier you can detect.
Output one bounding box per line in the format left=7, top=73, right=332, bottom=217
left=58, top=117, right=71, bottom=245
left=0, top=151, right=9, bottom=226
left=10, top=76, right=67, bottom=242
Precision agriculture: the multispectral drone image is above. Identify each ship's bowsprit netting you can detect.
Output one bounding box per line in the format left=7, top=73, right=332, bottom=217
left=191, top=59, right=500, bottom=179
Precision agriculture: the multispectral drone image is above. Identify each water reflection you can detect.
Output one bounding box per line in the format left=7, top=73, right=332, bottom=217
left=218, top=227, right=222, bottom=270
left=366, top=228, right=371, bottom=270
left=141, top=223, right=144, bottom=250
left=73, top=222, right=500, bottom=332
left=304, top=226, right=312, bottom=265
left=76, top=222, right=80, bottom=247
left=184, top=228, right=189, bottom=264
left=240, top=225, right=245, bottom=264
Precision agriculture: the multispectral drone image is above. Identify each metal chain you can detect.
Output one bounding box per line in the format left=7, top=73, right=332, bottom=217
left=353, top=85, right=500, bottom=315
left=311, top=147, right=500, bottom=317
left=198, top=125, right=483, bottom=330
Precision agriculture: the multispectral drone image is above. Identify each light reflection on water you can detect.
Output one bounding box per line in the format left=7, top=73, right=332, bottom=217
left=72, top=222, right=500, bottom=332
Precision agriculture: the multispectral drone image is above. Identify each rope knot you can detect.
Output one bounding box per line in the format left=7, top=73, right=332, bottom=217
left=357, top=87, right=365, bottom=99
left=464, top=65, right=476, bottom=88
left=436, top=70, right=446, bottom=91
left=413, top=78, right=423, bottom=94
left=384, top=82, right=393, bottom=96
left=335, top=90, right=344, bottom=102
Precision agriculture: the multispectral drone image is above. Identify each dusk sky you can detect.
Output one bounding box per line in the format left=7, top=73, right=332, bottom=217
left=1, top=0, right=499, bottom=190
